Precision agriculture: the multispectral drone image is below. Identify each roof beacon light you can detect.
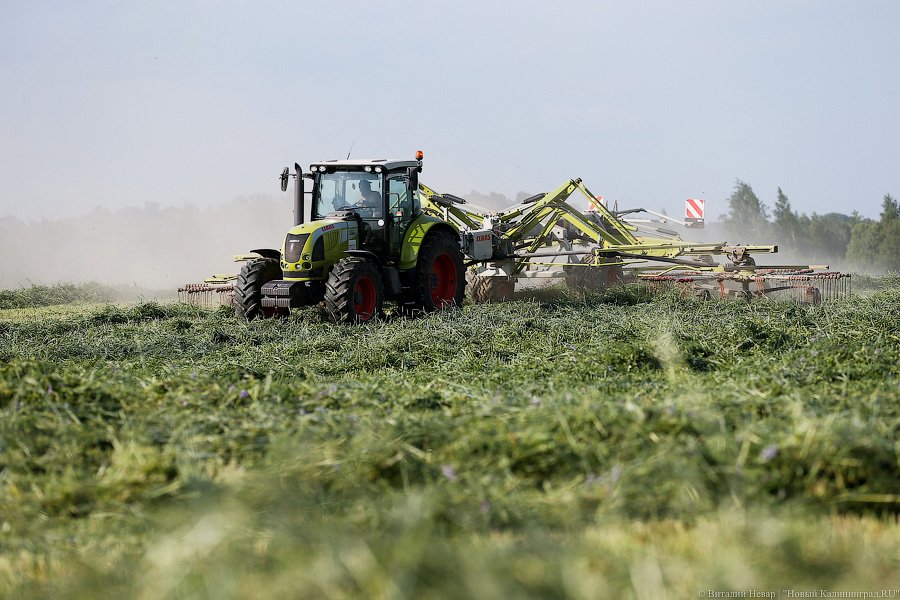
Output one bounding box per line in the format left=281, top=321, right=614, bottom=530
left=415, top=150, right=424, bottom=161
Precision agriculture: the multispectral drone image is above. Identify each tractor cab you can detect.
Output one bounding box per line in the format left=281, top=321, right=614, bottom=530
left=308, top=159, right=421, bottom=258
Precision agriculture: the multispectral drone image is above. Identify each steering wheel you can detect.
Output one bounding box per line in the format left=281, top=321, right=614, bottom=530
left=335, top=204, right=374, bottom=217
left=354, top=204, right=375, bottom=216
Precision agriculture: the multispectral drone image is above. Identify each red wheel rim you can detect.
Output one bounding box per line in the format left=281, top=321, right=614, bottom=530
left=353, top=275, right=377, bottom=320
left=430, top=253, right=458, bottom=307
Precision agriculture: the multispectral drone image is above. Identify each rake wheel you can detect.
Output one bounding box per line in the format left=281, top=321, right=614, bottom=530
left=565, top=255, right=623, bottom=290
left=468, top=273, right=514, bottom=303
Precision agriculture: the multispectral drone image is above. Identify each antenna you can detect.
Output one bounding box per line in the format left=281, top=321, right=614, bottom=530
left=346, top=141, right=355, bottom=160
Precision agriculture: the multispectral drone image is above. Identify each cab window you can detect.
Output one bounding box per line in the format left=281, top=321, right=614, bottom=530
left=312, top=172, right=383, bottom=219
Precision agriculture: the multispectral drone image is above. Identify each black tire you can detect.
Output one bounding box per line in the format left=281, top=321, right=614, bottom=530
left=695, top=287, right=713, bottom=301
left=324, top=257, right=384, bottom=323
left=234, top=257, right=282, bottom=320
left=565, top=255, right=624, bottom=290
left=467, top=272, right=514, bottom=303
left=412, top=231, right=465, bottom=312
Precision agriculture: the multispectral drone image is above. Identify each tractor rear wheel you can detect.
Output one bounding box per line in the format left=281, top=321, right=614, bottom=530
left=467, top=273, right=514, bottom=303
left=324, top=257, right=384, bottom=323
left=412, top=232, right=465, bottom=312
left=234, top=257, right=282, bottom=320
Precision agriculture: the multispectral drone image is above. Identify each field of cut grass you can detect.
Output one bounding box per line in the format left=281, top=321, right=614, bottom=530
left=1, top=281, right=898, bottom=598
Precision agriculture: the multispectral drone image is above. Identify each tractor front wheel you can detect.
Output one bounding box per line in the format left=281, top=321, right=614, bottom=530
left=324, top=257, right=384, bottom=323
left=413, top=232, right=465, bottom=312
left=234, top=257, right=282, bottom=320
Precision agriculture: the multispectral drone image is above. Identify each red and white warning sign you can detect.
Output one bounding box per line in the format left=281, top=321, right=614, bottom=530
left=684, top=198, right=704, bottom=227
left=588, top=195, right=605, bottom=211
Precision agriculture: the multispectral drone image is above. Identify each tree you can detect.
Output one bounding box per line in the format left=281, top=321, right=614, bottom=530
left=804, top=213, right=853, bottom=261
left=876, top=195, right=900, bottom=270
left=880, top=194, right=898, bottom=222
left=724, top=180, right=770, bottom=240
left=846, top=193, right=900, bottom=272
left=772, top=187, right=801, bottom=248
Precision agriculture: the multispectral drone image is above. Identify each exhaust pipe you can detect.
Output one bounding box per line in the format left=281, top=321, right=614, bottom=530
left=293, top=163, right=304, bottom=226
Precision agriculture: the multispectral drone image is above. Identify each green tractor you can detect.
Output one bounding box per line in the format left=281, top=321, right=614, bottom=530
left=234, top=152, right=465, bottom=322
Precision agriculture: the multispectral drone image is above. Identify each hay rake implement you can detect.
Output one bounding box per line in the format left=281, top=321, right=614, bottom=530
left=178, top=278, right=235, bottom=308
left=419, top=177, right=851, bottom=304
left=642, top=270, right=852, bottom=304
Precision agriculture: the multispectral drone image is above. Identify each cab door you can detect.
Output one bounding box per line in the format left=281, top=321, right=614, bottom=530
left=387, top=174, right=415, bottom=257
left=344, top=175, right=388, bottom=256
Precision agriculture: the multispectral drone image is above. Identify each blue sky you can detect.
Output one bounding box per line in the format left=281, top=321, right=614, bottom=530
left=1, top=1, right=897, bottom=221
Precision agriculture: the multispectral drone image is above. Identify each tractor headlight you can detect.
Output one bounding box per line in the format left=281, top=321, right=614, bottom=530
left=284, top=233, right=310, bottom=263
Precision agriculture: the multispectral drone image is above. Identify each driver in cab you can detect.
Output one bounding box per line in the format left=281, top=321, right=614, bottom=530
left=356, top=180, right=382, bottom=216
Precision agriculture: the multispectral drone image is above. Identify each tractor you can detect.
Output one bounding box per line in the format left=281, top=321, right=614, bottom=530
left=234, top=151, right=465, bottom=322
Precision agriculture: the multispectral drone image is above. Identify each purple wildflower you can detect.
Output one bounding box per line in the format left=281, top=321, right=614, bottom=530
left=760, top=444, right=779, bottom=463
left=441, top=465, right=457, bottom=482
left=239, top=390, right=250, bottom=399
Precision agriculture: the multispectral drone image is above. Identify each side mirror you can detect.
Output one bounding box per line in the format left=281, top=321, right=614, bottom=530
left=406, top=167, right=419, bottom=195
left=280, top=167, right=289, bottom=192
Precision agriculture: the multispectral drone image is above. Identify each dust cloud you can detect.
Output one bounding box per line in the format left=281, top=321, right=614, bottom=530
left=0, top=195, right=292, bottom=293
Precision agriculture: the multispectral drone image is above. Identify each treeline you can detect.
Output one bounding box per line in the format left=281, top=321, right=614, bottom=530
left=723, top=180, right=899, bottom=272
